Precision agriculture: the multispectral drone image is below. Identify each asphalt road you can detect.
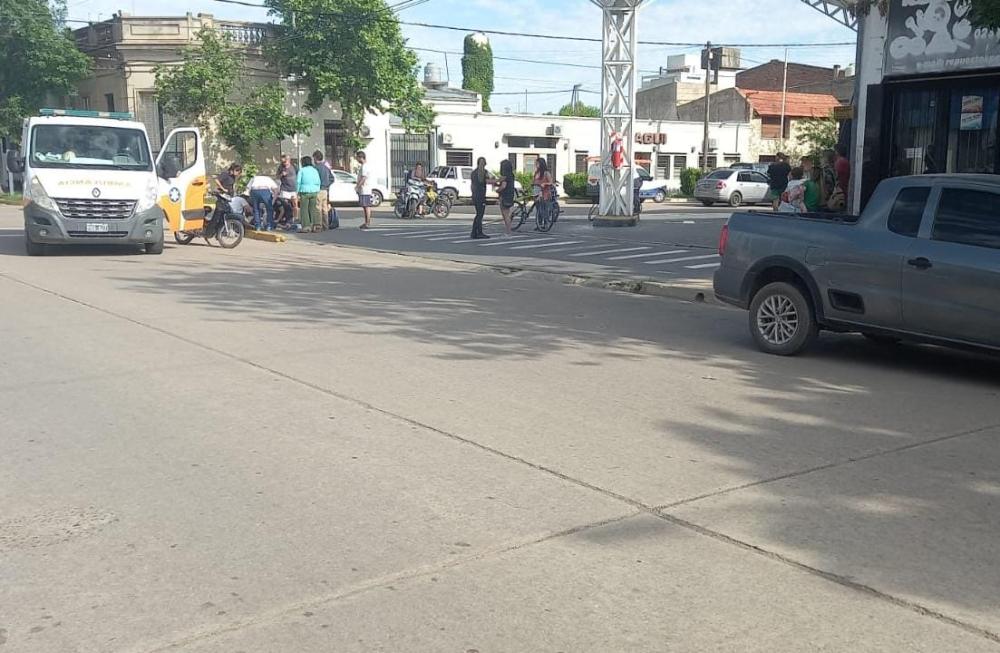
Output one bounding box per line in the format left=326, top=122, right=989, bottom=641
left=319, top=201, right=734, bottom=281
left=3, top=204, right=1000, bottom=652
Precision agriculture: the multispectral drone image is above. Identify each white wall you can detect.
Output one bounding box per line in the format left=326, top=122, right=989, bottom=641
left=851, top=9, right=889, bottom=210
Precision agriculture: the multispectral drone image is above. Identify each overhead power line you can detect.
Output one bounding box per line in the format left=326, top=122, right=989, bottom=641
left=204, top=0, right=855, bottom=48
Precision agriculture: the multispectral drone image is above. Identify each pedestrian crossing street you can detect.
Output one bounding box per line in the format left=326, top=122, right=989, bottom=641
left=362, top=225, right=721, bottom=276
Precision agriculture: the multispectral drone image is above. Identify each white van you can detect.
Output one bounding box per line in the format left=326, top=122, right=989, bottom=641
left=20, top=109, right=205, bottom=256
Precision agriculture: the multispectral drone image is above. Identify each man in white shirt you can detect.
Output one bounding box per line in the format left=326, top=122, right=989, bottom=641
left=354, top=150, right=374, bottom=230
left=247, top=173, right=279, bottom=231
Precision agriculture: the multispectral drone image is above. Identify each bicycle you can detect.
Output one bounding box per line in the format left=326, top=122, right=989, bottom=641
left=587, top=191, right=644, bottom=222
left=511, top=182, right=561, bottom=233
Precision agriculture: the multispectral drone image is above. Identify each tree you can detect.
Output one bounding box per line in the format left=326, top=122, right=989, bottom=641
left=558, top=102, right=600, bottom=118
left=154, top=29, right=240, bottom=128
left=155, top=29, right=311, bottom=162
left=0, top=0, right=91, bottom=137
left=218, top=84, right=312, bottom=162
left=461, top=32, right=494, bottom=112
left=265, top=0, right=434, bottom=150
left=795, top=118, right=839, bottom=161
left=972, top=0, right=1000, bottom=28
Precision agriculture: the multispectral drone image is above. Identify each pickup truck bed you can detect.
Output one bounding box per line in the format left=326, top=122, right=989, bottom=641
left=714, top=174, right=1000, bottom=356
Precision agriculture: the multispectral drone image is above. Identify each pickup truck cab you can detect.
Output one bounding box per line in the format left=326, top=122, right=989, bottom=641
left=714, top=175, right=1000, bottom=356
left=427, top=165, right=522, bottom=202
left=20, top=109, right=204, bottom=255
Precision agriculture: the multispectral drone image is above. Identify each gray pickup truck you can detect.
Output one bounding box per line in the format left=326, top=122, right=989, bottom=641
left=714, top=174, right=1000, bottom=356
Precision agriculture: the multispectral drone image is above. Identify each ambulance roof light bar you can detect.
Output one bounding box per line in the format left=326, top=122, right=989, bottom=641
left=39, top=108, right=136, bottom=120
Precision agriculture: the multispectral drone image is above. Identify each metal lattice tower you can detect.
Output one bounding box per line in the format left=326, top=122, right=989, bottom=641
left=800, top=0, right=857, bottom=30
left=590, top=0, right=646, bottom=225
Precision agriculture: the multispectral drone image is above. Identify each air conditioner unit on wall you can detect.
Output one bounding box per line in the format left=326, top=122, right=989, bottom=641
left=708, top=138, right=719, bottom=150
left=440, top=132, right=453, bottom=146
left=546, top=124, right=562, bottom=136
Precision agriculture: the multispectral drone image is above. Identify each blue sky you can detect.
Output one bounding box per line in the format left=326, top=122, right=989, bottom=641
left=71, top=0, right=857, bottom=113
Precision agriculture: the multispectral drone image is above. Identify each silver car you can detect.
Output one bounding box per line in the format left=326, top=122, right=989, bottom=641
left=695, top=168, right=771, bottom=208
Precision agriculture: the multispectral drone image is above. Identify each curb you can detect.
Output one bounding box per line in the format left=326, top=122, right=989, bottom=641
left=247, top=230, right=287, bottom=243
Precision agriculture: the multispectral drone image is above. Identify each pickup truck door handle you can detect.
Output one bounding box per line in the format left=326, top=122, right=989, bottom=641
left=907, top=257, right=933, bottom=270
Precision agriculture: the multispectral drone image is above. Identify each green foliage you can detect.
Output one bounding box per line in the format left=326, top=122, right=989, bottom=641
left=795, top=118, right=839, bottom=162
left=562, top=172, right=588, bottom=198
left=515, top=171, right=533, bottom=194
left=461, top=33, right=494, bottom=112
left=972, top=0, right=1000, bottom=28
left=154, top=29, right=239, bottom=128
left=0, top=0, right=91, bottom=137
left=218, top=84, right=312, bottom=163
left=680, top=168, right=703, bottom=196
left=557, top=103, right=600, bottom=118
left=265, top=0, right=435, bottom=149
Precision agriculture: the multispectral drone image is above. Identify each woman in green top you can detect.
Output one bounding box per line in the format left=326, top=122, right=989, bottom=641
left=803, top=165, right=822, bottom=212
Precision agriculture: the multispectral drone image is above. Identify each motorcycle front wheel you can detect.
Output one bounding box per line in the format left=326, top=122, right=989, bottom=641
left=174, top=231, right=196, bottom=245
left=431, top=198, right=450, bottom=218
left=393, top=198, right=406, bottom=219
left=217, top=218, right=245, bottom=249
left=405, top=197, right=418, bottom=219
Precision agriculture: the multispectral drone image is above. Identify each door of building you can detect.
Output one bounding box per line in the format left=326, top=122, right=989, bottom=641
left=390, top=133, right=431, bottom=190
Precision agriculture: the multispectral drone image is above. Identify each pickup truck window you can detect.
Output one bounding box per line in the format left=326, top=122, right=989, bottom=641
left=932, top=188, right=1000, bottom=250
left=887, top=187, right=930, bottom=238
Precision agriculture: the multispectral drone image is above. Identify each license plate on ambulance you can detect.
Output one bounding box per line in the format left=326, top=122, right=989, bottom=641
left=86, top=223, right=110, bottom=233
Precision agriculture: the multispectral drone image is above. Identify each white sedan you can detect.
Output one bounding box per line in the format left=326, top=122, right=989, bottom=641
left=327, top=169, right=388, bottom=207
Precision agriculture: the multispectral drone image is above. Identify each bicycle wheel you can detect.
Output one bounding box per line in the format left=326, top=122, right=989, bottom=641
left=536, top=201, right=554, bottom=232
left=510, top=202, right=527, bottom=231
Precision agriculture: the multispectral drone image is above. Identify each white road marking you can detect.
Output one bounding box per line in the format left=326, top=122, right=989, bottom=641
left=474, top=236, right=538, bottom=246
left=642, top=254, right=718, bottom=265
left=507, top=240, right=583, bottom=250
left=605, top=249, right=687, bottom=260
left=568, top=246, right=649, bottom=257
left=685, top=262, right=721, bottom=270
left=397, top=230, right=456, bottom=238
left=425, top=233, right=470, bottom=241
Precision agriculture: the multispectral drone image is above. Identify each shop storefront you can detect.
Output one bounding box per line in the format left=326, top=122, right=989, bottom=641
left=855, top=0, right=1000, bottom=207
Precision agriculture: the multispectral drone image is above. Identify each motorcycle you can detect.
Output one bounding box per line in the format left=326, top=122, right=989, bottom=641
left=173, top=191, right=245, bottom=248
left=394, top=180, right=451, bottom=219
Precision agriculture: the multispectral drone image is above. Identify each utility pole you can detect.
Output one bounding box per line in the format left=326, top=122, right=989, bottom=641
left=780, top=47, right=788, bottom=143
left=702, top=42, right=712, bottom=171
left=525, top=89, right=528, bottom=114
left=571, top=84, right=582, bottom=113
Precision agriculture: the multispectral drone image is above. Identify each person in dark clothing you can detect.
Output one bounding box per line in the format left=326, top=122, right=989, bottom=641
left=470, top=157, right=491, bottom=239
left=766, top=153, right=791, bottom=210
left=215, top=163, right=242, bottom=195
left=497, top=159, right=516, bottom=236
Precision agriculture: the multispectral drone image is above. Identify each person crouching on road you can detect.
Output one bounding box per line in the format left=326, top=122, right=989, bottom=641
left=297, top=156, right=322, bottom=232
left=247, top=173, right=279, bottom=231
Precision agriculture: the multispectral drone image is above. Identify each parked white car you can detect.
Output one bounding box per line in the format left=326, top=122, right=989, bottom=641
left=586, top=163, right=670, bottom=202
left=328, top=169, right=388, bottom=207
left=427, top=165, right=521, bottom=202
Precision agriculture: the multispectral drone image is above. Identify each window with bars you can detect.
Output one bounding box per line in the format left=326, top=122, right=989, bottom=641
left=697, top=154, right=718, bottom=169
left=672, top=154, right=686, bottom=178
left=575, top=152, right=589, bottom=174
left=445, top=150, right=473, bottom=167
left=136, top=91, right=161, bottom=151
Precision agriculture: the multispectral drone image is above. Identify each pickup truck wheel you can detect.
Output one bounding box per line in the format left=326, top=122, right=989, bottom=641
left=441, top=188, right=458, bottom=203
left=749, top=282, right=817, bottom=356
left=729, top=192, right=743, bottom=208
left=654, top=189, right=667, bottom=203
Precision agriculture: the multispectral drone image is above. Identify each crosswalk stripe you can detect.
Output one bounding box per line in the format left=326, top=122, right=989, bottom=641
left=606, top=249, right=687, bottom=260
left=685, top=262, right=721, bottom=269
left=397, top=230, right=455, bottom=238
left=642, top=254, right=718, bottom=265
left=425, top=233, right=469, bottom=241
left=507, top=240, right=583, bottom=250
left=475, top=236, right=542, bottom=247
left=568, top=246, right=649, bottom=257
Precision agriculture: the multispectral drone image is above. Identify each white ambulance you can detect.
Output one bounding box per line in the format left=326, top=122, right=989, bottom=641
left=20, top=109, right=205, bottom=255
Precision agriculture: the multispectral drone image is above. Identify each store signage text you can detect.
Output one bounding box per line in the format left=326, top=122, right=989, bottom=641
left=635, top=132, right=666, bottom=145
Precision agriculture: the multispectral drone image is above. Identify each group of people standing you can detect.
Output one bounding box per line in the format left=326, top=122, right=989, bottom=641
left=469, top=157, right=552, bottom=239
left=765, top=144, right=851, bottom=214
left=215, top=150, right=375, bottom=232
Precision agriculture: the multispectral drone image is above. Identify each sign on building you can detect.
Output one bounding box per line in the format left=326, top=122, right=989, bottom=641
left=885, top=0, right=1000, bottom=75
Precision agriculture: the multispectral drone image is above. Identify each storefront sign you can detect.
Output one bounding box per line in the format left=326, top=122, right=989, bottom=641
left=634, top=132, right=666, bottom=145
left=885, top=0, right=1000, bottom=75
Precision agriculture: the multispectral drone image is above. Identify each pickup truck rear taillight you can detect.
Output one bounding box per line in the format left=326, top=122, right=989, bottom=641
left=716, top=181, right=727, bottom=190
left=718, top=224, right=729, bottom=257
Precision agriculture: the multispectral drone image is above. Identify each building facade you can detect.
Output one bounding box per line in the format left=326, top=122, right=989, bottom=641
left=70, top=13, right=753, bottom=195
left=852, top=0, right=1000, bottom=209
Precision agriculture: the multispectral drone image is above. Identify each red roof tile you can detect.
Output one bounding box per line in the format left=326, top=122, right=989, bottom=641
left=740, top=89, right=842, bottom=118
